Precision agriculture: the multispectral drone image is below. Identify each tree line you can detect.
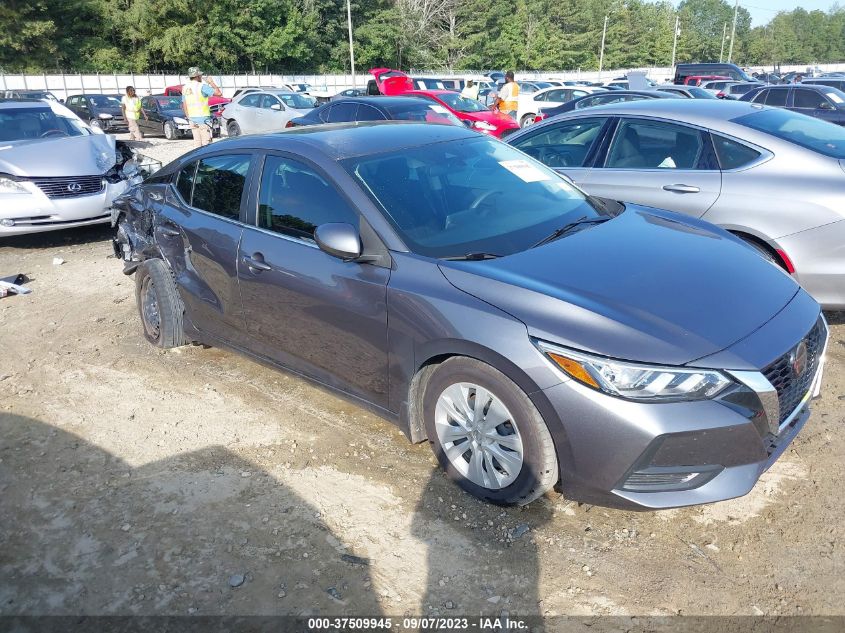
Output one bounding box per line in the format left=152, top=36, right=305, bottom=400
left=2, top=0, right=844, bottom=74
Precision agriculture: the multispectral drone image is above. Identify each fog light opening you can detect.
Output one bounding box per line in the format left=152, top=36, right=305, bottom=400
left=0, top=218, right=15, bottom=227
left=621, top=466, right=722, bottom=492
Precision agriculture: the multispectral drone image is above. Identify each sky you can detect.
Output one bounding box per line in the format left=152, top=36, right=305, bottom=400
left=676, top=0, right=836, bottom=26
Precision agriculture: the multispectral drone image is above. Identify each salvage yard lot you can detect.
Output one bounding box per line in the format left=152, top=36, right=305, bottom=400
left=1, top=135, right=843, bottom=619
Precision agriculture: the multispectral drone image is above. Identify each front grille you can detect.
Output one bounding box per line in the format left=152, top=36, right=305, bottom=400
left=30, top=175, right=104, bottom=199
left=762, top=317, right=826, bottom=425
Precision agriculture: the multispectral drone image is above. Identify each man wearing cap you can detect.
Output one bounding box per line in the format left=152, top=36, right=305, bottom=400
left=182, top=67, right=222, bottom=147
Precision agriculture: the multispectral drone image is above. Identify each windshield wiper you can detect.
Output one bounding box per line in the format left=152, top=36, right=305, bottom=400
left=443, top=252, right=503, bottom=261
left=531, top=216, right=610, bottom=249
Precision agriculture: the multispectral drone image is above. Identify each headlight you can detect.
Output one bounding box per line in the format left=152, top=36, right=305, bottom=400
left=472, top=120, right=497, bottom=131
left=0, top=176, right=29, bottom=195
left=536, top=340, right=732, bottom=402
left=172, top=116, right=189, bottom=125
left=99, top=113, right=114, bottom=119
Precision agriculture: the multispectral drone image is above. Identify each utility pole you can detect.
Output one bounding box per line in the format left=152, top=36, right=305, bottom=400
left=346, top=0, right=356, bottom=88
left=728, top=0, right=738, bottom=63
left=670, top=15, right=680, bottom=69
left=598, top=15, right=608, bottom=80
left=719, top=22, right=727, bottom=62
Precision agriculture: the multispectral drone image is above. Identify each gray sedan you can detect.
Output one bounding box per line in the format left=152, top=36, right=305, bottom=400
left=221, top=89, right=317, bottom=136
left=507, top=99, right=845, bottom=309
left=112, top=122, right=826, bottom=510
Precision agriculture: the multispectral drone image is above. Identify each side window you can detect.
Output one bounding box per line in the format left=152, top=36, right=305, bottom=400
left=191, top=154, right=251, bottom=220
left=606, top=119, right=705, bottom=170
left=257, top=155, right=358, bottom=241
left=176, top=161, right=197, bottom=203
left=571, top=90, right=587, bottom=99
left=318, top=104, right=332, bottom=123
left=765, top=89, right=788, bottom=106
left=327, top=102, right=357, bottom=123
left=356, top=104, right=387, bottom=121
left=793, top=89, right=825, bottom=109
left=511, top=118, right=606, bottom=168
left=240, top=94, right=261, bottom=107
left=141, top=97, right=153, bottom=110
left=711, top=135, right=762, bottom=170
left=752, top=89, right=768, bottom=103
left=260, top=94, right=281, bottom=109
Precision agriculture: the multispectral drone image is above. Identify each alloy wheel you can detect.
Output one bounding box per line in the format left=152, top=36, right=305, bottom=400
left=140, top=276, right=161, bottom=340
left=434, top=382, right=524, bottom=489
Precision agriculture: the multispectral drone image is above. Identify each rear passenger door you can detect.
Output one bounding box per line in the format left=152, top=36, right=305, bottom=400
left=159, top=153, right=254, bottom=344
left=585, top=117, right=721, bottom=217
left=237, top=153, right=391, bottom=405
left=792, top=88, right=840, bottom=124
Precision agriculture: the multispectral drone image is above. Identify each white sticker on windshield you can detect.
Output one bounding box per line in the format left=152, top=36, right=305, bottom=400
left=498, top=159, right=552, bottom=182
left=429, top=104, right=449, bottom=114
left=828, top=93, right=843, bottom=104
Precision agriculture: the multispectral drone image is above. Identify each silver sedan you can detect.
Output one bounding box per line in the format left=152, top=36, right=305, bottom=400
left=507, top=99, right=845, bottom=309
left=221, top=90, right=317, bottom=137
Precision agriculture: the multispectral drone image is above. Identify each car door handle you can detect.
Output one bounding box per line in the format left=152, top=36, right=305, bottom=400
left=243, top=254, right=272, bottom=272
left=662, top=184, right=700, bottom=194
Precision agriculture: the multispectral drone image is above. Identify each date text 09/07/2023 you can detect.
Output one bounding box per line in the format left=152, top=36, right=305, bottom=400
left=307, top=616, right=531, bottom=631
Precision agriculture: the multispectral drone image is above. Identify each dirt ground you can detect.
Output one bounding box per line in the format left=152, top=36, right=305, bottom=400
left=1, top=135, right=843, bottom=623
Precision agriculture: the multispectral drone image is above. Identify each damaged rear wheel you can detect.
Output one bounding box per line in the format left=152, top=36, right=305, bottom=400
left=164, top=121, right=178, bottom=140
left=135, top=259, right=187, bottom=349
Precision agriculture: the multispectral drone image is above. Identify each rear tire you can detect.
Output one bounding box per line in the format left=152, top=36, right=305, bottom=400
left=227, top=120, right=241, bottom=137
left=422, top=357, right=558, bottom=505
left=135, top=259, right=187, bottom=349
left=164, top=121, right=177, bottom=140
left=520, top=114, right=535, bottom=128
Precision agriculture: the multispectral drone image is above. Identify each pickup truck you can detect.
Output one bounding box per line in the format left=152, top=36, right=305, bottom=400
left=163, top=85, right=230, bottom=115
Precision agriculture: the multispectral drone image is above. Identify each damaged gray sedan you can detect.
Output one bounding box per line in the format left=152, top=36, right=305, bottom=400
left=0, top=98, right=147, bottom=236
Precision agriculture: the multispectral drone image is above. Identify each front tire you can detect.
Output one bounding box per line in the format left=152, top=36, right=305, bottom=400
left=164, top=121, right=177, bottom=140
left=135, top=259, right=187, bottom=348
left=423, top=357, right=558, bottom=505
left=520, top=114, right=535, bottom=128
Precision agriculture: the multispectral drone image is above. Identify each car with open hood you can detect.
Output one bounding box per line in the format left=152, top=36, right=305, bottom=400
left=405, top=89, right=519, bottom=138
left=111, top=122, right=827, bottom=510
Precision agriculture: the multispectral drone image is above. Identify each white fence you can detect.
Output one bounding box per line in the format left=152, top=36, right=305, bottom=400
left=3, top=63, right=845, bottom=101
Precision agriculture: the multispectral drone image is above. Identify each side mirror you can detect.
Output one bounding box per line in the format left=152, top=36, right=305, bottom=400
left=819, top=101, right=835, bottom=110
left=270, top=103, right=283, bottom=111
left=315, top=223, right=362, bottom=260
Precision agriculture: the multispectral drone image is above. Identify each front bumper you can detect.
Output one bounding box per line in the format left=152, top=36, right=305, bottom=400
left=0, top=179, right=128, bottom=236
left=538, top=317, right=828, bottom=510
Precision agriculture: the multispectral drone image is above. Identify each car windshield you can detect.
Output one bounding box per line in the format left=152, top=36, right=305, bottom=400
left=155, top=96, right=183, bottom=109
left=277, top=93, right=316, bottom=109
left=0, top=107, right=89, bottom=141
left=734, top=108, right=845, bottom=159
left=688, top=87, right=717, bottom=98
left=88, top=95, right=121, bottom=108
left=344, top=136, right=601, bottom=258
left=384, top=102, right=464, bottom=126
left=434, top=92, right=486, bottom=113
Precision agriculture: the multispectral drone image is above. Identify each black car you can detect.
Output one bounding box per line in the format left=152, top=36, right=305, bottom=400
left=740, top=84, right=845, bottom=125
left=538, top=90, right=679, bottom=120
left=65, top=93, right=127, bottom=131
left=803, top=78, right=845, bottom=93
left=287, top=96, right=463, bottom=128
left=138, top=95, right=221, bottom=140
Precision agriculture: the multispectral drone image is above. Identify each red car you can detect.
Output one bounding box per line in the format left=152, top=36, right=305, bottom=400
left=366, top=68, right=414, bottom=95
left=406, top=90, right=519, bottom=138
left=163, top=85, right=231, bottom=116
left=682, top=75, right=731, bottom=87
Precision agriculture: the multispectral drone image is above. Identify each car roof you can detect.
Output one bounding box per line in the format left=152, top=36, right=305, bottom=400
left=556, top=98, right=768, bottom=125
left=330, top=96, right=432, bottom=108
left=0, top=98, right=52, bottom=109
left=189, top=121, right=477, bottom=162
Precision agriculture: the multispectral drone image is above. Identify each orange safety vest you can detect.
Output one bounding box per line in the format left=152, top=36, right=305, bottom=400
left=500, top=81, right=520, bottom=112
left=182, top=80, right=210, bottom=118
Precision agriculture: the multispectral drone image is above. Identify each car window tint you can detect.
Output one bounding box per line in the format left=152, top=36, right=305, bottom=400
left=752, top=89, right=768, bottom=103
left=511, top=118, right=606, bottom=168
left=259, top=94, right=280, bottom=109
left=606, top=119, right=704, bottom=170
left=572, top=90, right=587, bottom=99
left=328, top=102, right=357, bottom=123
left=176, top=162, right=196, bottom=203
left=711, top=135, right=761, bottom=169
left=793, top=89, right=826, bottom=109
left=356, top=104, right=386, bottom=121
left=191, top=155, right=251, bottom=220
left=257, top=155, right=358, bottom=241
left=765, top=89, right=788, bottom=106
left=240, top=94, right=261, bottom=107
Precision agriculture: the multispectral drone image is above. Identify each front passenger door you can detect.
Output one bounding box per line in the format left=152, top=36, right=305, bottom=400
left=237, top=154, right=390, bottom=405
left=585, top=118, right=721, bottom=217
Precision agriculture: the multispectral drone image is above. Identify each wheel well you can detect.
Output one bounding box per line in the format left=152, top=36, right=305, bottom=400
left=729, top=230, right=788, bottom=272
left=406, top=354, right=454, bottom=443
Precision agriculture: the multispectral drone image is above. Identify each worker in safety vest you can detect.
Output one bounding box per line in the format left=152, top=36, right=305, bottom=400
left=496, top=71, right=519, bottom=120
left=120, top=86, right=146, bottom=141
left=181, top=67, right=222, bottom=147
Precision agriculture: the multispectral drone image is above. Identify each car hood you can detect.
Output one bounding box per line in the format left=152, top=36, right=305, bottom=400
left=460, top=110, right=517, bottom=127
left=438, top=206, right=800, bottom=367
left=0, top=134, right=116, bottom=177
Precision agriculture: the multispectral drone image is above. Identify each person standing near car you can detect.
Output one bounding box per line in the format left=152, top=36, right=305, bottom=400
left=461, top=79, right=479, bottom=100
left=496, top=71, right=519, bottom=119
left=182, top=67, right=222, bottom=147
left=121, top=86, right=145, bottom=141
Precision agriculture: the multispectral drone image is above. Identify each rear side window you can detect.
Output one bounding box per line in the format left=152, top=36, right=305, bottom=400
left=511, top=118, right=606, bottom=168
left=751, top=89, right=768, bottom=103
left=605, top=119, right=705, bottom=169
left=239, top=94, right=261, bottom=107
left=191, top=154, right=251, bottom=220
left=176, top=162, right=196, bottom=202
left=328, top=102, right=357, bottom=123
left=765, top=89, right=788, bottom=106
left=356, top=104, right=386, bottom=121
left=711, top=135, right=761, bottom=170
